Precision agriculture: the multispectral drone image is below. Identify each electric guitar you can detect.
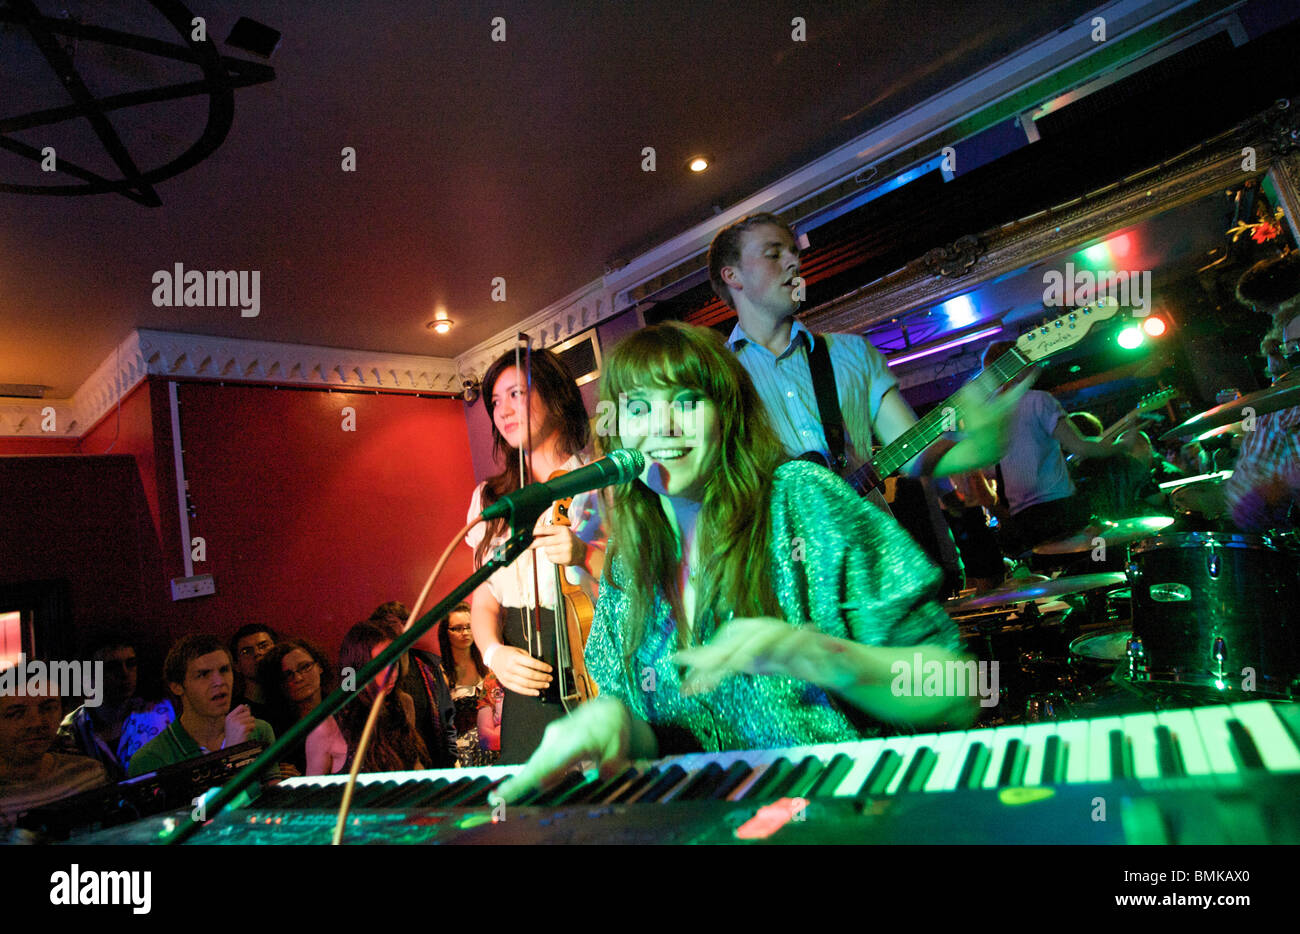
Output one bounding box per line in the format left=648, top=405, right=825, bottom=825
left=798, top=300, right=1123, bottom=495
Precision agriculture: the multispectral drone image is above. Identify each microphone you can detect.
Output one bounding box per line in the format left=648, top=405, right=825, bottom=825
left=480, top=448, right=645, bottom=526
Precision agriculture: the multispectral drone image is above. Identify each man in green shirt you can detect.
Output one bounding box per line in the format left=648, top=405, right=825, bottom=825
left=129, top=635, right=275, bottom=777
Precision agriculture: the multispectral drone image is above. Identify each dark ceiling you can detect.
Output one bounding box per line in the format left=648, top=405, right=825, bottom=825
left=0, top=0, right=1105, bottom=397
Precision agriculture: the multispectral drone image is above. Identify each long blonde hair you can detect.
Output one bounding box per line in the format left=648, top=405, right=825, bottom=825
left=598, top=322, right=785, bottom=664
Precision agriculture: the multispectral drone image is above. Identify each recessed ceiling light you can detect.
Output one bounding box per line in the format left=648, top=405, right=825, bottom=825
left=426, top=318, right=454, bottom=335
left=688, top=156, right=709, bottom=173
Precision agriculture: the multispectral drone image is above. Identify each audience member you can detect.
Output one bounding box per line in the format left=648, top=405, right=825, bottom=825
left=259, top=640, right=344, bottom=776
left=371, top=612, right=457, bottom=769
left=56, top=638, right=174, bottom=780
left=336, top=622, right=431, bottom=772
left=437, top=603, right=496, bottom=766
left=128, top=635, right=277, bottom=777
left=230, top=624, right=278, bottom=720
left=1, top=668, right=108, bottom=830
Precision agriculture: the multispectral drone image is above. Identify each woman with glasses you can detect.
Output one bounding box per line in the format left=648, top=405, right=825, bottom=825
left=258, top=640, right=345, bottom=776
left=437, top=603, right=496, bottom=766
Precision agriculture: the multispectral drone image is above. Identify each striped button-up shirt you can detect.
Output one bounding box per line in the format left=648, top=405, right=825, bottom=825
left=726, top=320, right=897, bottom=471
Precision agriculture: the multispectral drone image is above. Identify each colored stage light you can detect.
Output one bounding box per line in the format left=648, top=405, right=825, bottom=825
left=1142, top=316, right=1167, bottom=337
left=1117, top=326, right=1145, bottom=349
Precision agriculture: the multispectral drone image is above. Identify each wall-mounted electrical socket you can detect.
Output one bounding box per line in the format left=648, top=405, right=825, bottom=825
left=170, top=574, right=216, bottom=601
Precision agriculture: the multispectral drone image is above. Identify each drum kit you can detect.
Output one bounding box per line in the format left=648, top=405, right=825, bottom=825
left=945, top=376, right=1300, bottom=723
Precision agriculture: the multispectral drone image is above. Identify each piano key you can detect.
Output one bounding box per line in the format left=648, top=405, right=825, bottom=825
left=739, top=758, right=795, bottom=801
left=1019, top=723, right=1058, bottom=786
left=956, top=742, right=990, bottom=789
left=1086, top=717, right=1126, bottom=782
left=1155, top=709, right=1212, bottom=776
left=899, top=746, right=938, bottom=793
left=1191, top=705, right=1246, bottom=776
left=770, top=756, right=820, bottom=798
left=1225, top=720, right=1266, bottom=771
left=855, top=750, right=903, bottom=804
left=980, top=726, right=1025, bottom=790
left=666, top=763, right=724, bottom=801
left=585, top=767, right=644, bottom=805
left=1230, top=702, right=1300, bottom=772
left=1055, top=718, right=1090, bottom=783
left=997, top=739, right=1025, bottom=787
left=884, top=735, right=937, bottom=795
left=1109, top=730, right=1130, bottom=780
left=1040, top=734, right=1062, bottom=785
left=1118, top=713, right=1162, bottom=780
left=727, top=751, right=783, bottom=801
left=708, top=762, right=754, bottom=800
left=610, top=767, right=663, bottom=803
left=805, top=753, right=853, bottom=797
left=829, top=739, right=889, bottom=797
left=637, top=765, right=689, bottom=803
left=442, top=776, right=497, bottom=807
left=1154, top=725, right=1185, bottom=778
left=528, top=771, right=591, bottom=807
left=922, top=730, right=973, bottom=792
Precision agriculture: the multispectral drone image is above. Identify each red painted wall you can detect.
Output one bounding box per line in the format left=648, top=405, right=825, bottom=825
left=77, top=380, right=163, bottom=538
left=165, top=382, right=478, bottom=659
left=0, top=439, right=79, bottom=455
left=0, top=379, right=478, bottom=667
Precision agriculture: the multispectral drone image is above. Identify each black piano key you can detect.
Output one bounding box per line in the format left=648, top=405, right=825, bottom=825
left=353, top=781, right=398, bottom=807
left=997, top=740, right=1025, bottom=788
left=1226, top=719, right=1266, bottom=771
left=1041, top=735, right=1062, bottom=785
left=368, top=781, right=423, bottom=808
left=767, top=756, right=818, bottom=798
left=577, top=767, right=639, bottom=804
left=528, top=770, right=591, bottom=807
left=708, top=762, right=755, bottom=800
left=608, top=767, right=662, bottom=803
left=738, top=758, right=795, bottom=801
left=550, top=772, right=606, bottom=805
left=399, top=778, right=453, bottom=807
left=421, top=778, right=474, bottom=807
left=957, top=743, right=990, bottom=789
left=854, top=750, right=902, bottom=805
left=1154, top=726, right=1184, bottom=778
left=669, top=763, right=725, bottom=801
left=900, top=747, right=937, bottom=793
left=806, top=753, right=853, bottom=797
left=779, top=757, right=823, bottom=798
left=253, top=785, right=294, bottom=808
left=637, top=765, right=689, bottom=803
left=1109, top=730, right=1129, bottom=780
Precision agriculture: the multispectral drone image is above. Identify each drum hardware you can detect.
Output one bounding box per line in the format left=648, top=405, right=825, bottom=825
left=1161, top=372, right=1300, bottom=442
left=1033, top=517, right=1175, bottom=556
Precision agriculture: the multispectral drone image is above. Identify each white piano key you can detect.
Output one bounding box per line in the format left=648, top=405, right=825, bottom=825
left=1019, top=722, right=1060, bottom=786
left=1118, top=712, right=1162, bottom=780
left=725, top=749, right=782, bottom=801
left=1231, top=702, right=1300, bottom=773
left=1055, top=718, right=1091, bottom=784
left=1191, top=705, right=1243, bottom=775
left=1087, top=717, right=1126, bottom=782
left=923, top=730, right=973, bottom=792
left=981, top=725, right=1026, bottom=789
left=881, top=734, right=932, bottom=795
left=828, top=736, right=889, bottom=796
left=1154, top=708, right=1212, bottom=776
left=934, top=729, right=992, bottom=791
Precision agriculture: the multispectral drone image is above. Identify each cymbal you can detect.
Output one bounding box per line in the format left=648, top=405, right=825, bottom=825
left=946, top=572, right=1126, bottom=611
left=1161, top=376, right=1300, bottom=442
left=1033, top=516, right=1175, bottom=555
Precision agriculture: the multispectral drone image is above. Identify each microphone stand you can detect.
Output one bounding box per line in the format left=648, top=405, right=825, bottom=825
left=160, top=525, right=538, bottom=845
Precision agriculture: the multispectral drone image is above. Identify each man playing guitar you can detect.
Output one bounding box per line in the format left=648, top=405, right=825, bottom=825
left=710, top=212, right=1027, bottom=503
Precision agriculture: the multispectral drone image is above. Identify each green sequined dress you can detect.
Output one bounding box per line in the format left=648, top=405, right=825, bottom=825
left=584, top=459, right=961, bottom=752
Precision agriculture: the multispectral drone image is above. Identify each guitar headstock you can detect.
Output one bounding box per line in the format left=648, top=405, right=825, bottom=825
left=1015, top=298, right=1121, bottom=362
left=1133, top=386, right=1179, bottom=414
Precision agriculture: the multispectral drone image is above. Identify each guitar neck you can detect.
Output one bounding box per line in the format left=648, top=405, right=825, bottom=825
left=849, top=347, right=1030, bottom=488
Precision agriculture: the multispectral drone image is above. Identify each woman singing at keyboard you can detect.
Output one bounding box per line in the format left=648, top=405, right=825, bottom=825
left=499, top=322, right=979, bottom=800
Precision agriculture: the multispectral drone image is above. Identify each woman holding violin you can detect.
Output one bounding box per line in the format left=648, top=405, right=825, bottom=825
left=465, top=347, right=606, bottom=764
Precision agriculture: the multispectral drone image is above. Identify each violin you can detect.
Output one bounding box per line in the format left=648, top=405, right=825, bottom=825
left=546, top=467, right=599, bottom=710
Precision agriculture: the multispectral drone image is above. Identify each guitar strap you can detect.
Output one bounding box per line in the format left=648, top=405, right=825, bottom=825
left=808, top=334, right=848, bottom=472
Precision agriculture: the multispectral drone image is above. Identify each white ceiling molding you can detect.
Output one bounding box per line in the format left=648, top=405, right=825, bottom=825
left=455, top=280, right=617, bottom=384
left=0, top=329, right=461, bottom=439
